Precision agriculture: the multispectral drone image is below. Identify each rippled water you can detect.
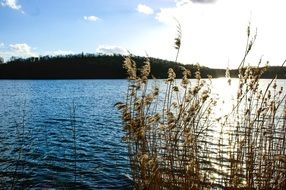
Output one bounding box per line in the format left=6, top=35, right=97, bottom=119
left=0, top=80, right=132, bottom=189
left=0, top=79, right=285, bottom=189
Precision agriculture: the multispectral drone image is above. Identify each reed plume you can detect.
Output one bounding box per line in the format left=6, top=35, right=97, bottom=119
left=116, top=23, right=286, bottom=189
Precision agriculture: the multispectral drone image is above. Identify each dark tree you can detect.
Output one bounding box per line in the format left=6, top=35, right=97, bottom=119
left=0, top=54, right=284, bottom=79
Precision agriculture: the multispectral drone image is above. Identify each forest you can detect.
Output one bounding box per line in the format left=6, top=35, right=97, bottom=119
left=0, top=54, right=285, bottom=79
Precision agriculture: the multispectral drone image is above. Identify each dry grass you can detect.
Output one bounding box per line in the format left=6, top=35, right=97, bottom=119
left=116, top=24, right=286, bottom=189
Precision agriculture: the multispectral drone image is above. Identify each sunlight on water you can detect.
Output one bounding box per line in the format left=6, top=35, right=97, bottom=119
left=0, top=79, right=285, bottom=189
left=211, top=78, right=237, bottom=118
left=209, top=78, right=286, bottom=187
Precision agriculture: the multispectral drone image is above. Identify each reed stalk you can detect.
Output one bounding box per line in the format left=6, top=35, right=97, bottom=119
left=116, top=24, right=286, bottom=189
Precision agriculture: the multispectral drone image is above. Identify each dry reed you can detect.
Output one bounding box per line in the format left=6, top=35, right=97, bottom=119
left=116, top=24, right=286, bottom=189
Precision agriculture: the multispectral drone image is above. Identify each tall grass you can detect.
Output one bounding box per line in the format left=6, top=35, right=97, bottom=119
left=0, top=104, right=32, bottom=189
left=116, top=24, right=286, bottom=189
left=70, top=101, right=77, bottom=185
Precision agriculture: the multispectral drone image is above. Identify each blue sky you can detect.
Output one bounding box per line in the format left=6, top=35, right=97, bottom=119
left=1, top=0, right=286, bottom=68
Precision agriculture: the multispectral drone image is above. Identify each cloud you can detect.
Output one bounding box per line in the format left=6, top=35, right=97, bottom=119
left=153, top=0, right=286, bottom=68
left=0, top=43, right=37, bottom=61
left=9, top=43, right=38, bottom=57
left=49, top=50, right=74, bottom=56
left=174, top=0, right=216, bottom=6
left=137, top=4, right=154, bottom=15
left=191, top=0, right=217, bottom=3
left=174, top=0, right=190, bottom=6
left=96, top=45, right=128, bottom=55
left=83, top=16, right=99, bottom=22
left=1, top=0, right=22, bottom=10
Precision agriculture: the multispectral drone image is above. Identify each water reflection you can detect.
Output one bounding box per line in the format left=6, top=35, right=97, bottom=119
left=0, top=79, right=285, bottom=189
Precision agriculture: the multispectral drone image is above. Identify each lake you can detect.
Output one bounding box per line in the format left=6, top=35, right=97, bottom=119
left=0, top=79, right=285, bottom=189
left=0, top=80, right=131, bottom=189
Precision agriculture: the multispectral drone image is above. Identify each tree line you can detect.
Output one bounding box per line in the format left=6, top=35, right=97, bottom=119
left=0, top=54, right=285, bottom=79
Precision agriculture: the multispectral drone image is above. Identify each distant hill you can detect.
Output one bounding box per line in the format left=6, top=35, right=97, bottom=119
left=0, top=54, right=285, bottom=79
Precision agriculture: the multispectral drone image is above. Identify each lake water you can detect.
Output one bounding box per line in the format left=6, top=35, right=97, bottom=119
left=0, top=80, right=131, bottom=189
left=0, top=79, right=285, bottom=189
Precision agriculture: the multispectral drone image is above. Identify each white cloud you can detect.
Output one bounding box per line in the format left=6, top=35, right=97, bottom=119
left=0, top=43, right=37, bottom=61
left=191, top=0, right=217, bottom=3
left=83, top=16, right=99, bottom=22
left=1, top=0, right=21, bottom=10
left=48, top=50, right=74, bottom=56
left=137, top=4, right=154, bottom=15
left=96, top=45, right=128, bottom=55
left=174, top=0, right=190, bottom=6
left=9, top=43, right=38, bottom=57
left=152, top=0, right=286, bottom=68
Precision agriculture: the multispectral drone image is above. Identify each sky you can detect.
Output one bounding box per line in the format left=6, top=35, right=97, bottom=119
left=1, top=0, right=286, bottom=68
